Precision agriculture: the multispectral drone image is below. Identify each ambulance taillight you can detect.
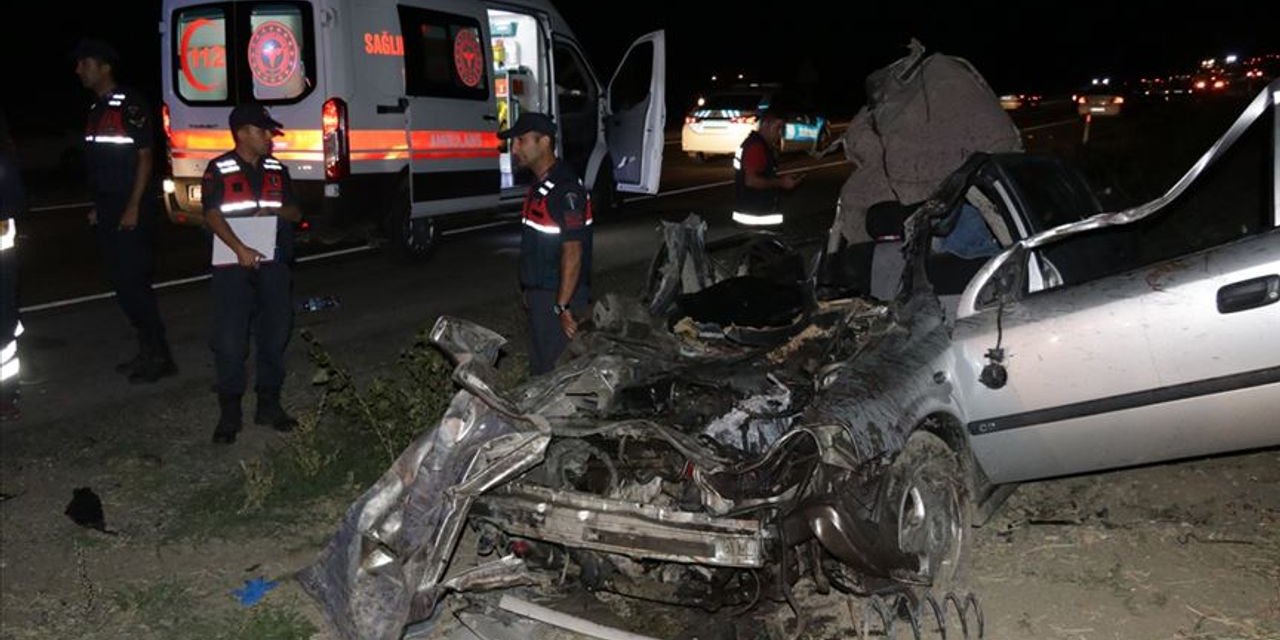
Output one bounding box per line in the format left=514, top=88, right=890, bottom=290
left=322, top=98, right=350, bottom=181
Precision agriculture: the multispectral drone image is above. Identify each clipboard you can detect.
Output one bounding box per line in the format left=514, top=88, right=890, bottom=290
left=212, top=217, right=278, bottom=266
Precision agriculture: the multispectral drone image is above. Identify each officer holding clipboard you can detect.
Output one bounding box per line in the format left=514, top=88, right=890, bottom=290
left=201, top=103, right=302, bottom=444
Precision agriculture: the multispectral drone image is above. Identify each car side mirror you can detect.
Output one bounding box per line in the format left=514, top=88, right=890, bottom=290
left=979, top=245, right=1027, bottom=306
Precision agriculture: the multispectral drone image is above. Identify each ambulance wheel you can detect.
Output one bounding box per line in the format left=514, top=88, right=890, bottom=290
left=385, top=182, right=436, bottom=263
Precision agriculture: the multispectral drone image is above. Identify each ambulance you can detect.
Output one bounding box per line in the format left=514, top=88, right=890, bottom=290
left=159, top=0, right=665, bottom=260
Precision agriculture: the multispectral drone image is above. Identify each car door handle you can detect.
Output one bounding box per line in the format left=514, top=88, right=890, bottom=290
left=482, top=114, right=498, bottom=122
left=377, top=98, right=409, bottom=114
left=1217, top=275, right=1280, bottom=314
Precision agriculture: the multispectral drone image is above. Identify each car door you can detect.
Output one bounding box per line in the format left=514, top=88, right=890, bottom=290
left=1136, top=231, right=1280, bottom=459
left=604, top=31, right=665, bottom=194
left=951, top=250, right=1163, bottom=484
left=397, top=3, right=501, bottom=216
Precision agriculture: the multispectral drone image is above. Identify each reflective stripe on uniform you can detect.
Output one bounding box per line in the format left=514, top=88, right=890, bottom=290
left=85, top=135, right=136, bottom=145
left=522, top=218, right=560, bottom=235
left=0, top=356, right=17, bottom=383
left=215, top=161, right=240, bottom=174
left=732, top=146, right=743, bottom=171
left=257, top=200, right=283, bottom=208
left=732, top=211, right=784, bottom=226
left=220, top=201, right=258, bottom=214
left=1, top=340, right=15, bottom=365
left=13, top=322, right=23, bottom=338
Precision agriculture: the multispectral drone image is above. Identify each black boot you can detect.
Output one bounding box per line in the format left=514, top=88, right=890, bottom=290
left=115, top=337, right=145, bottom=374
left=254, top=388, right=297, bottom=432
left=212, top=394, right=242, bottom=444
left=129, top=341, right=178, bottom=384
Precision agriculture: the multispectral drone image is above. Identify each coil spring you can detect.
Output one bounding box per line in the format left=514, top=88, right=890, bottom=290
left=851, top=591, right=984, bottom=640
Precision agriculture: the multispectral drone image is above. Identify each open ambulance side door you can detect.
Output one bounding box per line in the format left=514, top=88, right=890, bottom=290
left=605, top=30, right=665, bottom=194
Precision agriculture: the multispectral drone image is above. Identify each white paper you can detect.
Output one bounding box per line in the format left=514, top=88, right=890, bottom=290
left=212, top=217, right=278, bottom=266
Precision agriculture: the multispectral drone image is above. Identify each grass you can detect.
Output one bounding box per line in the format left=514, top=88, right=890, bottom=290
left=108, top=580, right=317, bottom=640
left=166, top=323, right=473, bottom=541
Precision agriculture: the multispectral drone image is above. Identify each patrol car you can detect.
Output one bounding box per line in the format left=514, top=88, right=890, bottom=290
left=159, top=0, right=665, bottom=260
left=681, top=85, right=828, bottom=161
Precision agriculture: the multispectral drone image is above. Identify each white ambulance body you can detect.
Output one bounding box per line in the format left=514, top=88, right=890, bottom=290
left=159, top=0, right=665, bottom=259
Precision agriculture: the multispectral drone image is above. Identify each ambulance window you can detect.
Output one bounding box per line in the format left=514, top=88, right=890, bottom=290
left=554, top=43, right=595, bottom=115
left=399, top=7, right=489, bottom=101
left=249, top=4, right=315, bottom=102
left=175, top=6, right=231, bottom=103
left=610, top=42, right=652, bottom=113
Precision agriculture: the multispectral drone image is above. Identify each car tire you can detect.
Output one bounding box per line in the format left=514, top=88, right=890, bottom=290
left=883, top=431, right=970, bottom=588
left=384, top=178, right=436, bottom=264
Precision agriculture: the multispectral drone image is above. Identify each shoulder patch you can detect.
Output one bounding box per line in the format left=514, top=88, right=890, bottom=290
left=125, top=104, right=148, bottom=129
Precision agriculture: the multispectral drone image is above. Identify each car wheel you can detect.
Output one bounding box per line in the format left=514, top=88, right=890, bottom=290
left=885, top=431, right=969, bottom=587
left=384, top=179, right=436, bottom=263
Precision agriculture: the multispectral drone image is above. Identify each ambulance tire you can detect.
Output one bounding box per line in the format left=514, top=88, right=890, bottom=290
left=385, top=180, right=436, bottom=263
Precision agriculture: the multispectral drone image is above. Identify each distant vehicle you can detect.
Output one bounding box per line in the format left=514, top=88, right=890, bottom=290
left=1074, top=77, right=1125, bottom=117
left=998, top=93, right=1041, bottom=111
left=681, top=86, right=828, bottom=161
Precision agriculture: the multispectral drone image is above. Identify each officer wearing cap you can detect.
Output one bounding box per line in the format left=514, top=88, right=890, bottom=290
left=732, top=108, right=802, bottom=227
left=201, top=103, right=302, bottom=444
left=499, top=113, right=593, bottom=375
left=73, top=38, right=177, bottom=382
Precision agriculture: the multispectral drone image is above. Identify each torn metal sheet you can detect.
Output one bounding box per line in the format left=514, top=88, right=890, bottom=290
left=958, top=78, right=1280, bottom=318
left=441, top=556, right=548, bottom=594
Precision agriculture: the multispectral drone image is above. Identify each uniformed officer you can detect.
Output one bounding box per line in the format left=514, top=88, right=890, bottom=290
left=1, top=111, right=23, bottom=420
left=73, top=39, right=176, bottom=383
left=201, top=103, right=302, bottom=444
left=732, top=109, right=802, bottom=227
left=499, top=113, right=593, bottom=375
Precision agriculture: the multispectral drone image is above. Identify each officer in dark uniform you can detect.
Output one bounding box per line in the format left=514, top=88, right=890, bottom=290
left=1, top=111, right=24, bottom=420
left=201, top=104, right=302, bottom=444
left=73, top=39, right=176, bottom=383
left=499, top=113, right=593, bottom=375
left=732, top=109, right=802, bottom=227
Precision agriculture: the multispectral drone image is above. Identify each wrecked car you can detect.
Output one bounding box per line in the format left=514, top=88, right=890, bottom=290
left=298, top=72, right=1280, bottom=639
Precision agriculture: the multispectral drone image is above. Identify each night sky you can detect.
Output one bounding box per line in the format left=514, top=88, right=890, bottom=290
left=2, top=1, right=1273, bottom=136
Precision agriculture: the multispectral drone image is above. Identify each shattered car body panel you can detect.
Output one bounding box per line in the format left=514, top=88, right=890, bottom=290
left=300, top=225, right=953, bottom=637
